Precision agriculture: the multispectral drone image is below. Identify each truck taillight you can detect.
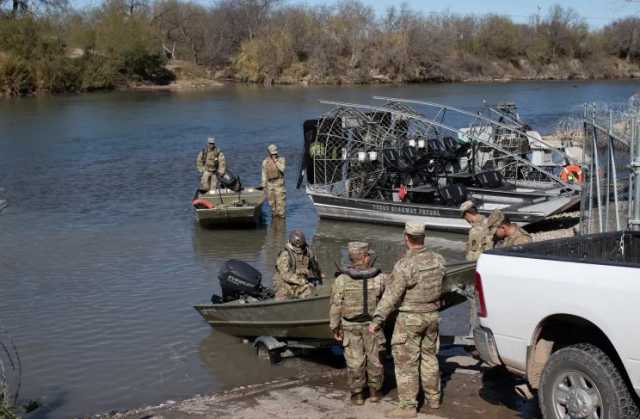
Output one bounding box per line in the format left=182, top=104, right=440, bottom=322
left=475, top=271, right=487, bottom=318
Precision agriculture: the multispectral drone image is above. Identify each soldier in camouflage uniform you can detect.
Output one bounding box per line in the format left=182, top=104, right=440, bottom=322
left=460, top=200, right=492, bottom=262
left=330, top=242, right=386, bottom=406
left=196, top=137, right=226, bottom=192
left=369, top=223, right=446, bottom=418
left=494, top=215, right=532, bottom=248
left=273, top=230, right=322, bottom=300
left=261, top=144, right=286, bottom=217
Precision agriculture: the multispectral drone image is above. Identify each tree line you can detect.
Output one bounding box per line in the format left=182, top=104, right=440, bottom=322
left=1, top=0, right=640, bottom=96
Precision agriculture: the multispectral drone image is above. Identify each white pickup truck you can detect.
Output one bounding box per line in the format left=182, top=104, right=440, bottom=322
left=473, top=230, right=640, bottom=419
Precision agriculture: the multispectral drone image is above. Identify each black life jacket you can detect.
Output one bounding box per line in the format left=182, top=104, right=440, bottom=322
left=336, top=265, right=382, bottom=323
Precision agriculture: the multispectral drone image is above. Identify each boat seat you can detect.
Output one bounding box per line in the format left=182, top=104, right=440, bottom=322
left=474, top=171, right=504, bottom=188
left=438, top=184, right=468, bottom=207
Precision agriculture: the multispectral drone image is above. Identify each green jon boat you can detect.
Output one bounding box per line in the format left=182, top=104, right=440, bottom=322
left=194, top=262, right=475, bottom=340
left=193, top=188, right=265, bottom=227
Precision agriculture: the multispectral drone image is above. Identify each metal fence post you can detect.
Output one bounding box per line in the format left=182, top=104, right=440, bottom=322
left=632, top=118, right=640, bottom=231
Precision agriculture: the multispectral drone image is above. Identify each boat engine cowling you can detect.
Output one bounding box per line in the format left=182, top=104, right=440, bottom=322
left=219, top=171, right=242, bottom=192
left=216, top=259, right=274, bottom=302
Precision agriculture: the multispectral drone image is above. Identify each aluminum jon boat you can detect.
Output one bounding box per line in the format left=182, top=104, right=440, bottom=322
left=193, top=262, right=476, bottom=340
left=192, top=188, right=265, bottom=227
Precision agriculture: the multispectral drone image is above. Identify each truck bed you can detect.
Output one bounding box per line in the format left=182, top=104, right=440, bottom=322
left=475, top=229, right=640, bottom=399
left=486, top=230, right=640, bottom=267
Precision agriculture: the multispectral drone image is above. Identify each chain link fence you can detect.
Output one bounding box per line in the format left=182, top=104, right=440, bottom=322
left=580, top=101, right=640, bottom=234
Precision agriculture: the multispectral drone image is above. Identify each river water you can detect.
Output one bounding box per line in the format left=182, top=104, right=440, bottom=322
left=0, top=81, right=638, bottom=418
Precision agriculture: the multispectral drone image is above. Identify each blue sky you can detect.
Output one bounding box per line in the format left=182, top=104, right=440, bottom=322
left=298, top=0, right=640, bottom=27
left=71, top=0, right=640, bottom=27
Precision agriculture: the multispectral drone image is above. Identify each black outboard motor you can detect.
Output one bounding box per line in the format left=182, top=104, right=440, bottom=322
left=215, top=259, right=274, bottom=302
left=218, top=170, right=242, bottom=192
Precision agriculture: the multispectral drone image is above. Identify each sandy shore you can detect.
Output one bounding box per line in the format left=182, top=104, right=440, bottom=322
left=104, top=347, right=539, bottom=419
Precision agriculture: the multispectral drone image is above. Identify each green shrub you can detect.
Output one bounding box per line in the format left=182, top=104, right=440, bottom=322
left=34, top=57, right=82, bottom=93
left=80, top=53, right=119, bottom=91
left=0, top=54, right=35, bottom=97
left=121, top=48, right=175, bottom=85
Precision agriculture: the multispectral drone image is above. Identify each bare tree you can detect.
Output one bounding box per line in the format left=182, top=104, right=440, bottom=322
left=603, top=17, right=640, bottom=60
left=2, top=0, right=67, bottom=16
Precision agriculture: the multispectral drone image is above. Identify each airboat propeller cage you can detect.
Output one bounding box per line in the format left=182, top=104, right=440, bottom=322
left=304, top=98, right=578, bottom=200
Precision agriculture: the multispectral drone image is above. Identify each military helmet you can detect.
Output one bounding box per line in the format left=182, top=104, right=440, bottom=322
left=268, top=144, right=278, bottom=155
left=289, top=229, right=307, bottom=248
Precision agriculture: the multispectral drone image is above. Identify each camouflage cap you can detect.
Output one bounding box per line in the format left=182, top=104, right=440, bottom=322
left=486, top=209, right=505, bottom=228
left=347, top=241, right=371, bottom=257
left=267, top=144, right=278, bottom=154
left=404, top=222, right=426, bottom=236
left=207, top=136, right=216, bottom=145
left=459, top=200, right=476, bottom=214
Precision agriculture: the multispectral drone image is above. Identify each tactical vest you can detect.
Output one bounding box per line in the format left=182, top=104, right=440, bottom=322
left=338, top=267, right=384, bottom=323
left=201, top=148, right=220, bottom=172
left=399, top=251, right=444, bottom=313
left=265, top=158, right=283, bottom=181
left=279, top=247, right=317, bottom=277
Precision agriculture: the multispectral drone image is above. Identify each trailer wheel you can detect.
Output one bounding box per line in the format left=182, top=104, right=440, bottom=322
left=539, top=343, right=639, bottom=419
left=256, top=342, right=281, bottom=364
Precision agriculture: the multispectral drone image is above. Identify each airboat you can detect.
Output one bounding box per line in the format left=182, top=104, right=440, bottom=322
left=297, top=98, right=581, bottom=232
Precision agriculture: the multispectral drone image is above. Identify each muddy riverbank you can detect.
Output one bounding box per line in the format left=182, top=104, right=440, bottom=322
left=106, top=347, right=539, bottom=419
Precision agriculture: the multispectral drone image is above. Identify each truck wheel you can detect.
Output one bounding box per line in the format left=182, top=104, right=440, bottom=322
left=539, top=343, right=639, bottom=419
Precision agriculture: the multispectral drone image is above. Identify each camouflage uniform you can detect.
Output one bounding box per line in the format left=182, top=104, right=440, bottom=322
left=273, top=243, right=321, bottom=300
left=372, top=225, right=446, bottom=411
left=262, top=144, right=286, bottom=217
left=496, top=225, right=532, bottom=248
left=464, top=214, right=492, bottom=262
left=330, top=242, right=386, bottom=398
left=196, top=140, right=226, bottom=191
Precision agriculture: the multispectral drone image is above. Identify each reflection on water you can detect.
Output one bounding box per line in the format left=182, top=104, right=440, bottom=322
left=0, top=81, right=638, bottom=418
left=192, top=223, right=267, bottom=265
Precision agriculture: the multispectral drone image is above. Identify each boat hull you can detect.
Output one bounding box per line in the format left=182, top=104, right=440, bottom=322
left=194, top=262, right=476, bottom=340
left=308, top=190, right=579, bottom=232
left=193, top=188, right=264, bottom=227
left=195, top=296, right=332, bottom=339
